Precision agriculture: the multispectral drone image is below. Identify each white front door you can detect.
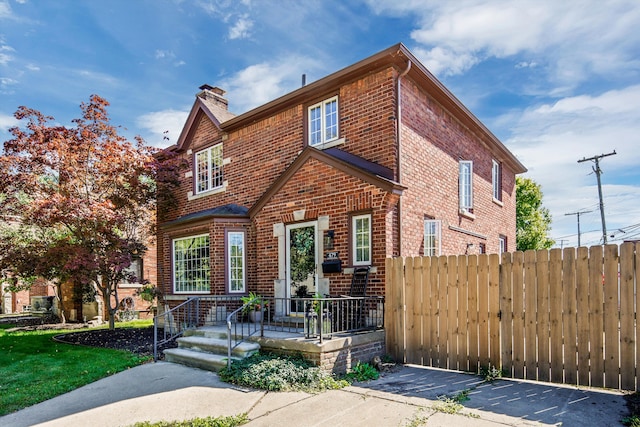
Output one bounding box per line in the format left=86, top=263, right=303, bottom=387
left=286, top=221, right=318, bottom=315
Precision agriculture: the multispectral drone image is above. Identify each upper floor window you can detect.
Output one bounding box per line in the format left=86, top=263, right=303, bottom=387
left=227, top=230, right=246, bottom=294
left=308, top=96, right=339, bottom=147
left=173, top=234, right=210, bottom=293
left=352, top=213, right=371, bottom=266
left=424, top=219, right=441, bottom=257
left=492, top=160, right=502, bottom=202
left=459, top=160, right=473, bottom=212
left=195, top=144, right=223, bottom=194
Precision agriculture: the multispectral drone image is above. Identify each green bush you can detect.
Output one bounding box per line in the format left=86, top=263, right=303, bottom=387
left=219, top=352, right=348, bottom=392
left=344, top=361, right=379, bottom=383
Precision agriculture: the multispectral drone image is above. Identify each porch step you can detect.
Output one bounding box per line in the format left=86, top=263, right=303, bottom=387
left=163, top=348, right=238, bottom=372
left=163, top=326, right=261, bottom=373
left=175, top=335, right=260, bottom=359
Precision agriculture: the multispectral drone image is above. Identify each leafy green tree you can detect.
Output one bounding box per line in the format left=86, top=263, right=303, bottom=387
left=516, top=177, right=555, bottom=251
left=0, top=95, right=181, bottom=328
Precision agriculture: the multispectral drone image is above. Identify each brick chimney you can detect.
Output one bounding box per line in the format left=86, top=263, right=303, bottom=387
left=197, top=84, right=228, bottom=110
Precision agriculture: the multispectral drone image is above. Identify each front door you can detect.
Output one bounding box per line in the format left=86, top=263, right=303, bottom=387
left=286, top=221, right=317, bottom=315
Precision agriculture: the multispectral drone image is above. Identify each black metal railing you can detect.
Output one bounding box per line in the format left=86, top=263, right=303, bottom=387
left=154, top=295, right=385, bottom=362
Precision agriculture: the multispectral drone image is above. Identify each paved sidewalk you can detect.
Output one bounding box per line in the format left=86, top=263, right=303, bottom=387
left=0, top=362, right=629, bottom=427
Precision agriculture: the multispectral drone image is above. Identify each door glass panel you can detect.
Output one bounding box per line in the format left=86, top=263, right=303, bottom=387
left=287, top=223, right=316, bottom=314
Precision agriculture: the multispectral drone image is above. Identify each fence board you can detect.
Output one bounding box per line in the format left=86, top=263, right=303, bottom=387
left=549, top=248, right=563, bottom=384
left=429, top=256, right=440, bottom=367
left=512, top=251, right=525, bottom=379
left=468, top=254, right=480, bottom=372
left=604, top=244, right=619, bottom=389
left=589, top=245, right=605, bottom=388
left=458, top=255, right=469, bottom=371
left=489, top=254, right=500, bottom=367
left=438, top=255, right=448, bottom=368
left=620, top=243, right=635, bottom=390
left=478, top=254, right=490, bottom=369
left=499, top=252, right=513, bottom=377
left=405, top=257, right=420, bottom=364
left=563, top=248, right=578, bottom=385
left=447, top=255, right=459, bottom=370
left=421, top=256, right=433, bottom=366
left=536, top=249, right=550, bottom=382
left=576, top=247, right=590, bottom=386
left=524, top=250, right=538, bottom=380
left=636, top=244, right=640, bottom=391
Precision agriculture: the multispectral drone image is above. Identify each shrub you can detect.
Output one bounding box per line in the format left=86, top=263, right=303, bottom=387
left=218, top=352, right=348, bottom=392
left=344, top=361, right=379, bottom=383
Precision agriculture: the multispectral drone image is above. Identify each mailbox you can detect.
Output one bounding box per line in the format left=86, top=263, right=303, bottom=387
left=322, top=251, right=342, bottom=273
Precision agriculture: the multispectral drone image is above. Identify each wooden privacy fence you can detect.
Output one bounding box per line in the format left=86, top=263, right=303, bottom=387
left=385, top=243, right=640, bottom=391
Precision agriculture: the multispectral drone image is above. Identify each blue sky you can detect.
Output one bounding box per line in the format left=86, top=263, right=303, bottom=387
left=1, top=0, right=639, bottom=248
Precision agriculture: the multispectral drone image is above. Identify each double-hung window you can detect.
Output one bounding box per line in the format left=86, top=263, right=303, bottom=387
left=424, top=219, right=441, bottom=257
left=227, top=230, right=246, bottom=293
left=195, top=144, right=223, bottom=194
left=352, top=214, right=371, bottom=266
left=459, top=160, right=473, bottom=212
left=308, top=96, right=339, bottom=147
left=173, top=234, right=210, bottom=293
left=492, top=160, right=502, bottom=202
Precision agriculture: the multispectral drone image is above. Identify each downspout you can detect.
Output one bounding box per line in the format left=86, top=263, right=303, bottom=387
left=396, top=60, right=411, bottom=257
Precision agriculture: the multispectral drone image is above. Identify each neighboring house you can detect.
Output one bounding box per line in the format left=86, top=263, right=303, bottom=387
left=157, top=43, right=526, bottom=311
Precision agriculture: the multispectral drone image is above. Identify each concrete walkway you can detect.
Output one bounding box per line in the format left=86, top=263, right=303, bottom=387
left=0, top=362, right=629, bottom=427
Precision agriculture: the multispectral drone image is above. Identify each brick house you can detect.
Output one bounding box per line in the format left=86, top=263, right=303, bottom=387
left=157, top=43, right=526, bottom=310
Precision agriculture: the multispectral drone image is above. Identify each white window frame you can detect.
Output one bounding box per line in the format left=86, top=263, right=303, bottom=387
left=195, top=144, right=224, bottom=194
left=424, top=219, right=441, bottom=257
left=172, top=234, right=210, bottom=294
left=499, top=235, right=507, bottom=254
left=459, top=160, right=473, bottom=212
left=227, top=230, right=246, bottom=294
left=308, top=96, right=339, bottom=147
left=352, top=213, right=372, bottom=266
left=492, top=160, right=502, bottom=202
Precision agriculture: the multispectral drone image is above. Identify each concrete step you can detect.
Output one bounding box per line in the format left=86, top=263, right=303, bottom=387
left=163, top=348, right=238, bottom=372
left=176, top=335, right=260, bottom=359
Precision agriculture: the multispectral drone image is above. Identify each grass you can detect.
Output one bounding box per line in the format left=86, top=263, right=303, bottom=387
left=0, top=321, right=152, bottom=416
left=129, top=413, right=249, bottom=427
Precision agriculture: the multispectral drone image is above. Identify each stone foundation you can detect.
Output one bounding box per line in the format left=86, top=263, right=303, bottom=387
left=252, top=330, right=385, bottom=374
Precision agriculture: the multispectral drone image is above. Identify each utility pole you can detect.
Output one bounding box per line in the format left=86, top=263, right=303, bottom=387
left=577, top=151, right=616, bottom=244
left=565, top=209, right=593, bottom=247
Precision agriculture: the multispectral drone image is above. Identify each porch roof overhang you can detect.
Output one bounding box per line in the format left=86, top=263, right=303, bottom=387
left=161, top=204, right=249, bottom=229
left=248, top=146, right=406, bottom=219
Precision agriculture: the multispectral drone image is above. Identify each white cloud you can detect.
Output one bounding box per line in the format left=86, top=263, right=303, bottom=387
left=0, top=1, right=12, bottom=19
left=136, top=109, right=189, bottom=148
left=221, top=55, right=323, bottom=113
left=228, top=15, right=253, bottom=40
left=505, top=85, right=640, bottom=246
left=0, top=112, right=18, bottom=134
left=366, top=0, right=640, bottom=82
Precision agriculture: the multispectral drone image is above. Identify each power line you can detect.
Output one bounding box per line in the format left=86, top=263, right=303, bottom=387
left=565, top=210, right=593, bottom=247
left=577, top=150, right=617, bottom=244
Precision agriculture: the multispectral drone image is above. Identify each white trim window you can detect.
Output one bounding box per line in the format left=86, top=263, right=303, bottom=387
left=173, top=234, right=210, bottom=293
left=308, top=96, right=339, bottom=146
left=195, top=144, right=224, bottom=194
left=499, top=235, right=507, bottom=254
left=492, top=160, right=502, bottom=202
left=352, top=214, right=372, bottom=266
left=459, top=160, right=473, bottom=212
left=424, top=219, right=441, bottom=257
left=227, top=230, right=246, bottom=293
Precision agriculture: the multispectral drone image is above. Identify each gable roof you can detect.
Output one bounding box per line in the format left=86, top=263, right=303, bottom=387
left=172, top=43, right=525, bottom=174
left=249, top=146, right=405, bottom=218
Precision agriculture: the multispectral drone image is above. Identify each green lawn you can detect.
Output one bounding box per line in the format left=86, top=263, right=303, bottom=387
left=0, top=321, right=152, bottom=416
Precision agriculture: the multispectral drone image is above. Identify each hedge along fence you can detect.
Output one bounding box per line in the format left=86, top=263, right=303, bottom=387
left=385, top=243, right=640, bottom=391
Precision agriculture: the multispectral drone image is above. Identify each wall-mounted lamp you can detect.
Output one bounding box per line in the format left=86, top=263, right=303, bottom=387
left=465, top=243, right=474, bottom=254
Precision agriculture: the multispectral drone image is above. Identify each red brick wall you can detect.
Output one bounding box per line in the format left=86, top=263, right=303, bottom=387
left=398, top=77, right=517, bottom=256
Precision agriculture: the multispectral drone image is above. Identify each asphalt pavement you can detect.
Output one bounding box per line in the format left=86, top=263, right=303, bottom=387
left=0, top=362, right=629, bottom=427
